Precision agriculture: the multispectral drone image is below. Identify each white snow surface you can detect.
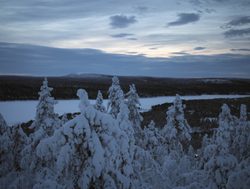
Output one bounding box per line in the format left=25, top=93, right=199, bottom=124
left=0, top=95, right=249, bottom=125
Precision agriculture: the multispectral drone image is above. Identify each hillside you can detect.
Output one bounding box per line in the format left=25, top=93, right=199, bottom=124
left=1, top=74, right=250, bottom=100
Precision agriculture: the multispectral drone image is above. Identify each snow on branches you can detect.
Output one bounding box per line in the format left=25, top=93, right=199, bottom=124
left=0, top=76, right=249, bottom=189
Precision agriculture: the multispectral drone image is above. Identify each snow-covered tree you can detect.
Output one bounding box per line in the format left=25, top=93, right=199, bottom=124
left=33, top=89, right=139, bottom=189
left=0, top=115, right=31, bottom=188
left=161, top=153, right=206, bottom=189
left=60, top=113, right=69, bottom=125
left=239, top=104, right=247, bottom=122
left=143, top=120, right=166, bottom=162
left=143, top=121, right=159, bottom=152
left=0, top=113, right=8, bottom=135
left=0, top=114, right=13, bottom=177
left=20, top=78, right=60, bottom=172
left=232, top=104, right=249, bottom=161
left=3, top=77, right=250, bottom=189
left=200, top=104, right=239, bottom=189
left=133, top=141, right=166, bottom=189
left=215, top=104, right=238, bottom=147
left=107, top=76, right=124, bottom=118
left=116, top=101, right=139, bottom=185
left=31, top=78, right=59, bottom=136
left=94, top=90, right=106, bottom=112
left=7, top=79, right=61, bottom=189
left=126, top=84, right=142, bottom=125
left=204, top=143, right=237, bottom=189
left=9, top=124, right=29, bottom=171
left=196, top=103, right=250, bottom=189
left=227, top=157, right=250, bottom=189
left=117, top=101, right=134, bottom=138
left=162, top=105, right=177, bottom=142
left=162, top=94, right=191, bottom=152
left=126, top=84, right=143, bottom=142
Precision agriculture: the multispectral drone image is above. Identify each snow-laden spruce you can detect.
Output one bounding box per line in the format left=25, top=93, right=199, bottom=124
left=20, top=78, right=60, bottom=172
left=3, top=78, right=62, bottom=189
left=31, top=78, right=60, bottom=136
left=107, top=76, right=124, bottom=118
left=161, top=94, right=192, bottom=153
left=202, top=104, right=239, bottom=189
left=143, top=121, right=160, bottom=153
left=203, top=143, right=237, bottom=189
left=126, top=84, right=143, bottom=144
left=0, top=76, right=249, bottom=189
left=227, top=157, right=250, bottom=189
left=0, top=114, right=30, bottom=188
left=143, top=120, right=165, bottom=162
left=0, top=113, right=12, bottom=177
left=215, top=104, right=238, bottom=147
left=232, top=104, right=250, bottom=161
left=34, top=89, right=140, bottom=189
left=126, top=84, right=142, bottom=127
left=94, top=90, right=106, bottom=112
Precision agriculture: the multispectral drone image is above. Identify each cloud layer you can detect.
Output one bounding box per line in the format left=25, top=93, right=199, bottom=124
left=224, top=28, right=250, bottom=37
left=223, top=16, right=250, bottom=28
left=0, top=0, right=250, bottom=68
left=194, top=47, right=206, bottom=50
left=167, top=13, right=200, bottom=27
left=231, top=48, right=250, bottom=52
left=0, top=42, right=249, bottom=78
left=109, top=15, right=137, bottom=28
left=110, top=33, right=134, bottom=38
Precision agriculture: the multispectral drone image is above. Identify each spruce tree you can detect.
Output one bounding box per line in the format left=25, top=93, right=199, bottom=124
left=0, top=114, right=13, bottom=177
left=32, top=78, right=58, bottom=136
left=232, top=104, right=249, bottom=161
left=34, top=89, right=139, bottom=189
left=162, top=94, right=191, bottom=151
left=94, top=90, right=106, bottom=112
left=126, top=84, right=143, bottom=140
left=202, top=104, right=238, bottom=189
left=215, top=104, right=237, bottom=147
left=107, top=76, right=124, bottom=119
left=17, top=78, right=60, bottom=188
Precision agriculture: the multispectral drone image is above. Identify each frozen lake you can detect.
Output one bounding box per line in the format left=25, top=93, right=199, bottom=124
left=0, top=94, right=249, bottom=125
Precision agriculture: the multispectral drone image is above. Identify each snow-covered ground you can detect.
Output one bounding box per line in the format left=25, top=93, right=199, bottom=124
left=0, top=94, right=249, bottom=125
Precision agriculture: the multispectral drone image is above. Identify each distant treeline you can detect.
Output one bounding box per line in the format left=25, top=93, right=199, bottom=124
left=0, top=75, right=250, bottom=100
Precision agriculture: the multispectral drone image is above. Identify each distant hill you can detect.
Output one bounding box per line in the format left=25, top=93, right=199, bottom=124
left=0, top=74, right=250, bottom=100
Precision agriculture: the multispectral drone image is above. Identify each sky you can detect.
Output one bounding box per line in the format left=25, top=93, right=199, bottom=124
left=0, top=0, right=250, bottom=77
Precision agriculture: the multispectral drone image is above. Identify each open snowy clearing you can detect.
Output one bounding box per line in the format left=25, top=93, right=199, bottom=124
left=0, top=94, right=249, bottom=125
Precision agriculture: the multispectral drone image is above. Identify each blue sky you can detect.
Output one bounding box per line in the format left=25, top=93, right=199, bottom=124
left=0, top=0, right=250, bottom=77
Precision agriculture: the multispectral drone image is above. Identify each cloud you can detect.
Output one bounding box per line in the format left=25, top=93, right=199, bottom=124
left=204, top=8, right=216, bottom=14
left=110, top=33, right=137, bottom=40
left=167, top=13, right=200, bottom=27
left=135, top=6, right=148, bottom=13
left=224, top=28, right=250, bottom=37
left=222, top=16, right=250, bottom=29
left=127, top=38, right=137, bottom=40
left=126, top=51, right=138, bottom=54
left=1, top=42, right=250, bottom=78
left=190, top=0, right=245, bottom=6
left=196, top=8, right=216, bottom=14
left=194, top=46, right=206, bottom=50
left=110, top=33, right=134, bottom=38
left=231, top=48, right=250, bottom=52
left=149, top=47, right=158, bottom=50
left=171, top=51, right=190, bottom=55
left=189, top=0, right=203, bottom=6
left=212, top=0, right=227, bottom=2
left=109, top=15, right=137, bottom=28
